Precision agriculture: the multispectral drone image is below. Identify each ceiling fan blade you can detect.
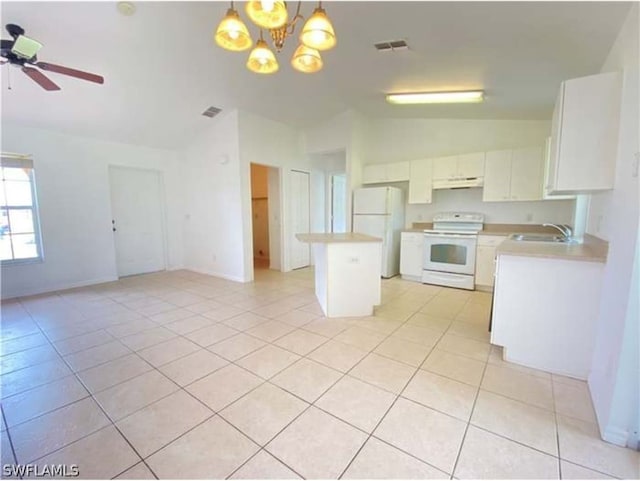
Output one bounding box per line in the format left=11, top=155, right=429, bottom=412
left=22, top=66, right=60, bottom=91
left=35, top=61, right=104, bottom=84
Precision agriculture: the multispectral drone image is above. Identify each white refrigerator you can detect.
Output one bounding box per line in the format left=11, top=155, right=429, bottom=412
left=352, top=186, right=405, bottom=278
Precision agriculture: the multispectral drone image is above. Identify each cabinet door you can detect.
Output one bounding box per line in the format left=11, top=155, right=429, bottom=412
left=386, top=161, right=410, bottom=182
left=362, top=164, right=387, bottom=184
left=550, top=72, right=621, bottom=193
left=475, top=245, right=496, bottom=287
left=432, top=156, right=458, bottom=180
left=543, top=137, right=575, bottom=200
left=547, top=89, right=563, bottom=193
left=408, top=159, right=433, bottom=204
left=400, top=233, right=423, bottom=278
left=483, top=150, right=512, bottom=202
left=510, top=147, right=543, bottom=201
left=457, top=152, right=485, bottom=178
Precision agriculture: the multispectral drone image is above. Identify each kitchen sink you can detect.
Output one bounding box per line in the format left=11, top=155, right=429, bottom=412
left=509, top=233, right=570, bottom=243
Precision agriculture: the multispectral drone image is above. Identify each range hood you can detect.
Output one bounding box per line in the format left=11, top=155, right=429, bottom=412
left=432, top=177, right=484, bottom=190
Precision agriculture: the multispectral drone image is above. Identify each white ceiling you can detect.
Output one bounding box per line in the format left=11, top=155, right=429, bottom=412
left=0, top=1, right=631, bottom=149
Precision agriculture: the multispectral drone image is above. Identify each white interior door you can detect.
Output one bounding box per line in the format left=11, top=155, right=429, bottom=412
left=331, top=173, right=347, bottom=233
left=290, top=170, right=310, bottom=269
left=109, top=166, right=166, bottom=277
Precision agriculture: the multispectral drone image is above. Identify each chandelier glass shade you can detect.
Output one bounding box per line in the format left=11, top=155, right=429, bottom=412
left=300, top=7, right=336, bottom=51
left=245, top=1, right=288, bottom=29
left=215, top=8, right=253, bottom=51
left=291, top=44, right=322, bottom=73
left=247, top=38, right=279, bottom=74
left=215, top=1, right=336, bottom=74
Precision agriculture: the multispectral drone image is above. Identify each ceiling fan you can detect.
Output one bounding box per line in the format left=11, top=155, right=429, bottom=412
left=0, top=23, right=104, bottom=91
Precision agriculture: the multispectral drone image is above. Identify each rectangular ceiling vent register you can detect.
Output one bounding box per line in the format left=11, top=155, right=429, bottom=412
left=374, top=40, right=408, bottom=52
left=202, top=106, right=222, bottom=118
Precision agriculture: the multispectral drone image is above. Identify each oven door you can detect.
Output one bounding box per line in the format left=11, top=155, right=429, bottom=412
left=423, top=233, right=477, bottom=275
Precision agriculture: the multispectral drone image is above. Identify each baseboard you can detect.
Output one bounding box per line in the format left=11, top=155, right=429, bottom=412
left=400, top=274, right=422, bottom=282
left=184, top=266, right=249, bottom=283
left=602, top=425, right=634, bottom=448
left=1, top=275, right=119, bottom=300
left=475, top=284, right=494, bottom=293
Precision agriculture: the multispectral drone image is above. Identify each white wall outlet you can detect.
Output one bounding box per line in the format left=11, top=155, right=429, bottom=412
left=347, top=256, right=359, bottom=263
left=212, top=254, right=216, bottom=262
left=526, top=213, right=534, bottom=222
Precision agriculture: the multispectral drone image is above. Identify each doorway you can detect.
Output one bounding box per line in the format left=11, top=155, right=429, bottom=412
left=250, top=164, right=270, bottom=270
left=109, top=166, right=166, bottom=277
left=250, top=163, right=282, bottom=273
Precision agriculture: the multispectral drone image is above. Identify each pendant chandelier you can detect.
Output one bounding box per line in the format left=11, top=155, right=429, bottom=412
left=214, top=1, right=336, bottom=74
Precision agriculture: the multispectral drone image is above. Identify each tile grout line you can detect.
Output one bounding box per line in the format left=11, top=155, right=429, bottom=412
left=336, top=310, right=451, bottom=479
left=4, top=272, right=509, bottom=479
left=1, top=407, right=21, bottom=479
left=448, top=312, right=491, bottom=480
left=551, top=375, right=563, bottom=479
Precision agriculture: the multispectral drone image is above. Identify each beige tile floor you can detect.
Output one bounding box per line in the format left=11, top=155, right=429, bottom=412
left=1, top=267, right=638, bottom=480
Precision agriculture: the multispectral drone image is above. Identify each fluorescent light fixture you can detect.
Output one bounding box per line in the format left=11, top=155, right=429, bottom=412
left=386, top=90, right=484, bottom=105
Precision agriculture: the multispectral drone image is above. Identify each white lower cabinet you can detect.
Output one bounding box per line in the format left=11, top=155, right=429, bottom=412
left=491, top=253, right=604, bottom=379
left=400, top=232, right=423, bottom=281
left=475, top=235, right=507, bottom=288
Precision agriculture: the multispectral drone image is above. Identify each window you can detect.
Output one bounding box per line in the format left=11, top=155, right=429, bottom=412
left=0, top=155, right=43, bottom=264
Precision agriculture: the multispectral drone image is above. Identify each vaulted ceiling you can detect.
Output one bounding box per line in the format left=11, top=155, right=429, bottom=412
left=0, top=1, right=631, bottom=149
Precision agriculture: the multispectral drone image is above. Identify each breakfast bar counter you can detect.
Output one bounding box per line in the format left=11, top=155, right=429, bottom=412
left=296, top=233, right=382, bottom=318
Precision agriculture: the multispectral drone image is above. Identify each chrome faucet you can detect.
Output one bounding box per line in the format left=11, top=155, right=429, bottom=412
left=543, top=223, right=573, bottom=240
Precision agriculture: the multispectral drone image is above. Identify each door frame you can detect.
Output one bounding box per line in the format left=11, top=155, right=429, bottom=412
left=107, top=165, right=169, bottom=277
left=246, top=162, right=285, bottom=280
left=327, top=171, right=347, bottom=233
left=290, top=169, right=311, bottom=270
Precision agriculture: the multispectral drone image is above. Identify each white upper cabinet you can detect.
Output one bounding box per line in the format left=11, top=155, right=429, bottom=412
left=432, top=155, right=458, bottom=179
left=510, top=147, right=543, bottom=201
left=547, top=71, right=621, bottom=194
left=408, top=159, right=433, bottom=204
left=483, top=147, right=543, bottom=202
left=543, top=137, right=575, bottom=200
left=363, top=161, right=410, bottom=184
left=457, top=152, right=485, bottom=178
left=483, top=150, right=512, bottom=201
left=432, top=153, right=485, bottom=180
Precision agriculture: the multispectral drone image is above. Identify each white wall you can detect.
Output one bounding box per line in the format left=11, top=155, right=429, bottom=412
left=237, top=110, right=307, bottom=279
left=0, top=124, right=183, bottom=299
left=181, top=110, right=246, bottom=282
left=406, top=188, right=574, bottom=226
left=586, top=5, right=640, bottom=447
left=364, top=118, right=551, bottom=164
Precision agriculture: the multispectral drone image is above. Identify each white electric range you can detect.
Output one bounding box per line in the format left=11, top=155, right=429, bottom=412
left=422, top=212, right=484, bottom=290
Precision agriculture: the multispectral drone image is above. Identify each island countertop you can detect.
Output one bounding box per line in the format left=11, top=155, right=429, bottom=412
left=296, top=233, right=382, bottom=243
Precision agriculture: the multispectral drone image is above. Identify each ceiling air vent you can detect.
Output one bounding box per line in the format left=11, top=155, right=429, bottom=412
left=374, top=40, right=408, bottom=52
left=202, top=106, right=222, bottom=118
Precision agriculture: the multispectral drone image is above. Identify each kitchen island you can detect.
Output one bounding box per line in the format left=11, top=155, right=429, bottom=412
left=296, top=233, right=382, bottom=318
